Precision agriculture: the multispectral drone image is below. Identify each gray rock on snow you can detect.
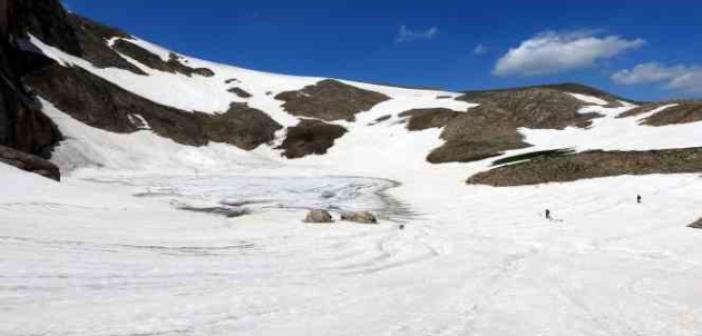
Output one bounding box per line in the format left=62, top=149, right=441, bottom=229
left=341, top=211, right=378, bottom=224
left=304, top=209, right=334, bottom=223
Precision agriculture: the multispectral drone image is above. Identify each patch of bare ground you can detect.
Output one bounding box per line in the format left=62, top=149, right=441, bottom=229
left=66, top=15, right=146, bottom=75
left=617, top=101, right=702, bottom=126
left=0, top=145, right=60, bottom=180
left=428, top=87, right=601, bottom=163
left=26, top=64, right=280, bottom=149
left=467, top=147, right=702, bottom=187
left=275, top=79, right=390, bottom=121
left=197, top=103, right=281, bottom=150
left=277, top=119, right=347, bottom=159
left=227, top=87, right=252, bottom=98
left=112, top=39, right=214, bottom=77
left=398, top=108, right=463, bottom=131
left=368, top=114, right=391, bottom=126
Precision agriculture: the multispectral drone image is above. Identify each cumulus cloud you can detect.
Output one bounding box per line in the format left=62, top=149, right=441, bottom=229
left=494, top=30, right=645, bottom=76
left=473, top=44, right=488, bottom=55
left=612, top=62, right=702, bottom=94
left=395, top=25, right=438, bottom=44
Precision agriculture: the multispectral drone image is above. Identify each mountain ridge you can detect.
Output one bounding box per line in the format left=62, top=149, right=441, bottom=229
left=1, top=0, right=702, bottom=186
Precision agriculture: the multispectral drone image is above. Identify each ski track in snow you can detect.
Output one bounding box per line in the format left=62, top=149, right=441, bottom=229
left=2, top=35, right=702, bottom=335
left=3, top=167, right=702, bottom=336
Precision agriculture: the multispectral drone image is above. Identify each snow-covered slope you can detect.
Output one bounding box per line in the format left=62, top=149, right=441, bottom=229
left=3, top=2, right=702, bottom=335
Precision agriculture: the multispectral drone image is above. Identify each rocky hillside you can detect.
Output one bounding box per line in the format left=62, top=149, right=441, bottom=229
left=2, top=0, right=702, bottom=186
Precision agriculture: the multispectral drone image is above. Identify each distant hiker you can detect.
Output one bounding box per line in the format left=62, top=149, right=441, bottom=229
left=637, top=194, right=642, bottom=204
left=545, top=209, right=551, bottom=220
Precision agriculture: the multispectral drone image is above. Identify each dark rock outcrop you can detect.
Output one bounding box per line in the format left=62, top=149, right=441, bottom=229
left=374, top=115, right=391, bottom=123
left=26, top=64, right=278, bottom=149
left=278, top=119, right=347, bottom=159
left=689, top=218, right=702, bottom=229
left=399, top=108, right=462, bottom=131
left=66, top=15, right=145, bottom=75
left=228, top=87, right=252, bottom=98
left=304, top=209, right=333, bottom=223
left=275, top=79, right=390, bottom=121
left=0, top=0, right=63, bottom=157
left=428, top=87, right=601, bottom=163
left=10, top=1, right=145, bottom=75
left=8, top=0, right=81, bottom=55
left=197, top=103, right=282, bottom=150
left=112, top=39, right=214, bottom=77
left=0, top=144, right=60, bottom=180
left=467, top=147, right=702, bottom=187
left=68, top=13, right=129, bottom=40
left=167, top=53, right=214, bottom=77
left=25, top=64, right=206, bottom=145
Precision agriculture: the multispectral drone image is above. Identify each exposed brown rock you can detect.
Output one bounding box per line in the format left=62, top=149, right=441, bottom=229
left=197, top=103, right=282, bottom=150
left=537, top=83, right=630, bottom=106
left=112, top=39, right=170, bottom=72
left=618, top=101, right=702, bottom=126
left=0, top=144, right=60, bottom=180
left=399, top=108, right=462, bottom=131
left=458, top=87, right=599, bottom=129
left=341, top=211, right=378, bottom=224
left=375, top=115, right=391, bottom=122
left=427, top=87, right=601, bottom=163
left=166, top=53, right=214, bottom=77
left=368, top=114, right=391, bottom=126
left=228, top=87, right=252, bottom=98
left=112, top=39, right=214, bottom=77
left=0, top=5, right=62, bottom=157
left=467, top=147, right=702, bottom=187
left=66, top=15, right=145, bottom=75
left=26, top=63, right=280, bottom=150
left=26, top=64, right=160, bottom=132
left=275, top=79, right=390, bottom=121
left=304, top=209, right=333, bottom=223
left=8, top=0, right=81, bottom=55
left=278, top=119, right=347, bottom=159
left=67, top=13, right=129, bottom=40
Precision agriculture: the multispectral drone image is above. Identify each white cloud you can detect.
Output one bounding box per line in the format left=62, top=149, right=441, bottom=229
left=494, top=30, right=645, bottom=76
left=612, top=62, right=702, bottom=94
left=473, top=44, right=487, bottom=55
left=395, top=25, right=438, bottom=44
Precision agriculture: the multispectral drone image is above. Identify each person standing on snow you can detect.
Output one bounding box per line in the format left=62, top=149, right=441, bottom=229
left=545, top=209, right=551, bottom=220
left=637, top=195, right=642, bottom=204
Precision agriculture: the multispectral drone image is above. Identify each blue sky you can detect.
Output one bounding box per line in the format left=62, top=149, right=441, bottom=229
left=63, top=0, right=702, bottom=100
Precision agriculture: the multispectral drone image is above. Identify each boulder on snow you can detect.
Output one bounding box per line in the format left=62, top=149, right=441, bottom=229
left=304, top=209, right=333, bottom=223
left=341, top=211, right=378, bottom=224
left=689, top=218, right=702, bottom=229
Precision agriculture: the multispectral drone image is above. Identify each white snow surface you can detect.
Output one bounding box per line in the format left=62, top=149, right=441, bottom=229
left=2, top=35, right=702, bottom=335
left=568, top=92, right=610, bottom=105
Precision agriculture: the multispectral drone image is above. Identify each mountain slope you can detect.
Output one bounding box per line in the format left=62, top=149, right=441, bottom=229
left=3, top=0, right=701, bottom=184
left=3, top=1, right=702, bottom=335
